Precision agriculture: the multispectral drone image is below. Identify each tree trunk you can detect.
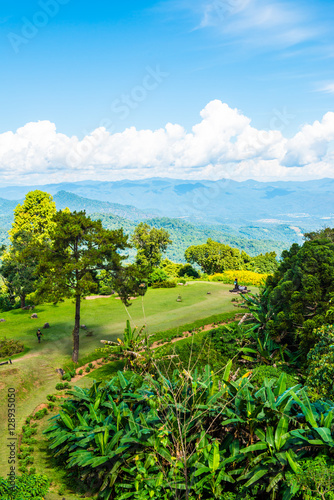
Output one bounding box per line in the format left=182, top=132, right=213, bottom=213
left=20, top=294, right=26, bottom=309
left=72, top=295, right=81, bottom=363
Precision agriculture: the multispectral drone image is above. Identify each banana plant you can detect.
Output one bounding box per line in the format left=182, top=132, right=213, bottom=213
left=99, top=320, right=153, bottom=371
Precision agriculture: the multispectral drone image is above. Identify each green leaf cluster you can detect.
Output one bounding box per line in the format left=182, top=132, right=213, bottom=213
left=0, top=473, right=49, bottom=499
left=45, top=365, right=334, bottom=499
left=306, top=324, right=334, bottom=400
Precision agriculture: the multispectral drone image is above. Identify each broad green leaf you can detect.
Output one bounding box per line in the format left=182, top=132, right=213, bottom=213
left=59, top=411, right=74, bottom=430
left=239, top=442, right=268, bottom=454
left=274, top=416, right=289, bottom=451
left=274, top=373, right=287, bottom=397
left=222, top=359, right=232, bottom=382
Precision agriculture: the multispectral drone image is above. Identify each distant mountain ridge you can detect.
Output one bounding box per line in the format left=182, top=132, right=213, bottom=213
left=1, top=177, right=332, bottom=259
left=0, top=178, right=333, bottom=229
left=53, top=191, right=160, bottom=220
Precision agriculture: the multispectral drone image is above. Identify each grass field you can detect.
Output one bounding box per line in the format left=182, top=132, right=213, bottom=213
left=0, top=281, right=248, bottom=483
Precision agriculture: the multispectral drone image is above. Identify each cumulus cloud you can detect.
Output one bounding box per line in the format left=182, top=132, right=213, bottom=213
left=1, top=100, right=334, bottom=185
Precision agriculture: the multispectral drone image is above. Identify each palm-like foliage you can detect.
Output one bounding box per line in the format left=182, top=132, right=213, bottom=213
left=45, top=365, right=334, bottom=500
left=99, top=320, right=158, bottom=372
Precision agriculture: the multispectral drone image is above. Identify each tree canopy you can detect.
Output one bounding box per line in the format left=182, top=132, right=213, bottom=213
left=37, top=210, right=130, bottom=362
left=185, top=239, right=249, bottom=274
left=261, top=239, right=334, bottom=354
left=131, top=222, right=172, bottom=272
left=0, top=191, right=57, bottom=308
left=9, top=190, right=56, bottom=244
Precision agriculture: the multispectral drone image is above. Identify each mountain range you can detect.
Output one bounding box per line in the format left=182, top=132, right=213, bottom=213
left=1, top=177, right=333, bottom=259
left=0, top=177, right=333, bottom=227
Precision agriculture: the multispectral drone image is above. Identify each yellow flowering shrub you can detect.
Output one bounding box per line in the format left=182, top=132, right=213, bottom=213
left=208, top=269, right=269, bottom=287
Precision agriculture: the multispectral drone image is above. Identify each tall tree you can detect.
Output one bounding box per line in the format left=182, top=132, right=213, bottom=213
left=131, top=222, right=172, bottom=272
left=0, top=231, right=37, bottom=308
left=38, top=210, right=130, bottom=362
left=185, top=239, right=247, bottom=274
left=1, top=191, right=57, bottom=308
left=9, top=190, right=56, bottom=244
left=254, top=239, right=334, bottom=356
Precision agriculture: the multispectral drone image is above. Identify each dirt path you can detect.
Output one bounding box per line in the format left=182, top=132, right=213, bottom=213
left=150, top=314, right=243, bottom=350
left=12, top=352, right=40, bottom=362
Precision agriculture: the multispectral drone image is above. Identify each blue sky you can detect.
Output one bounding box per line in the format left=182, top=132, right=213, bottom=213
left=1, top=0, right=334, bottom=184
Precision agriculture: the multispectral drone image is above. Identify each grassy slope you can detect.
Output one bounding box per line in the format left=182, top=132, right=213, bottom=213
left=0, top=282, right=245, bottom=471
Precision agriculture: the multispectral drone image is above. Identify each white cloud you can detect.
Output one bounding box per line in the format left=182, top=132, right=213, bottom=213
left=0, top=100, right=334, bottom=185
left=319, top=83, right=334, bottom=94
left=197, top=0, right=317, bottom=48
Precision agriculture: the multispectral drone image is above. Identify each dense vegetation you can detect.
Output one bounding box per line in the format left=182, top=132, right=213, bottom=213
left=2, top=192, right=334, bottom=499
left=45, top=368, right=334, bottom=500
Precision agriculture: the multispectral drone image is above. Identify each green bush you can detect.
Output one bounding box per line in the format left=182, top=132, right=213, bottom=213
left=207, top=324, right=243, bottom=360
left=62, top=372, right=71, bottom=381
left=55, top=382, right=70, bottom=390
left=88, top=362, right=93, bottom=369
left=44, top=368, right=334, bottom=500
left=286, top=455, right=334, bottom=499
left=306, top=324, right=334, bottom=399
left=151, top=280, right=177, bottom=288
left=19, top=455, right=34, bottom=467
left=0, top=293, right=19, bottom=312
left=251, top=364, right=299, bottom=388
left=33, top=408, right=48, bottom=420
left=21, top=436, right=37, bottom=445
left=70, top=369, right=76, bottom=377
left=149, top=268, right=169, bottom=285
left=178, top=263, right=200, bottom=279
left=0, top=473, right=49, bottom=499
left=22, top=425, right=37, bottom=438
left=48, top=402, right=55, bottom=410
left=85, top=366, right=90, bottom=373
left=0, top=337, right=24, bottom=358
left=46, top=394, right=57, bottom=402
left=78, top=369, right=83, bottom=375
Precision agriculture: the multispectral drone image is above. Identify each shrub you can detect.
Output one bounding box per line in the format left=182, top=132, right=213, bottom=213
left=0, top=293, right=19, bottom=312
left=48, top=402, right=55, bottom=410
left=306, top=324, right=334, bottom=399
left=62, top=372, right=71, bottom=381
left=209, top=270, right=268, bottom=287
left=0, top=473, right=49, bottom=499
left=55, top=382, right=71, bottom=390
left=70, top=369, right=76, bottom=377
left=251, top=364, right=299, bottom=388
left=33, top=408, right=48, bottom=420
left=151, top=280, right=177, bottom=288
left=46, top=394, right=57, bottom=402
left=79, top=369, right=83, bottom=375
left=44, top=368, right=334, bottom=500
left=178, top=263, right=200, bottom=279
left=85, top=366, right=91, bottom=373
left=0, top=337, right=24, bottom=358
left=149, top=268, right=169, bottom=285
left=19, top=455, right=34, bottom=466
left=21, top=436, right=37, bottom=445
left=22, top=425, right=37, bottom=437
left=88, top=362, right=93, bottom=369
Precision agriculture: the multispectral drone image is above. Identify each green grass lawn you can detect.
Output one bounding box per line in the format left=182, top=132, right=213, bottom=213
left=0, top=282, right=247, bottom=473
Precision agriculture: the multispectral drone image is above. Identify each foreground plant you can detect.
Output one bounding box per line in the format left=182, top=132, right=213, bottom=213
left=45, top=363, right=334, bottom=500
